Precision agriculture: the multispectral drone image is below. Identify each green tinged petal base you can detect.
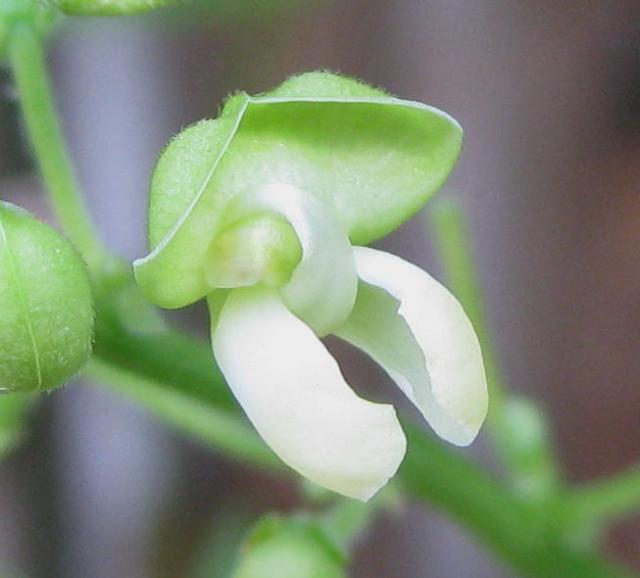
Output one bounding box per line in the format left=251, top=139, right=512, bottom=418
left=204, top=213, right=302, bottom=290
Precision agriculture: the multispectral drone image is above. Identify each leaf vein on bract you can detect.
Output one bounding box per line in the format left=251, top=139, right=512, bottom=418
left=141, top=94, right=251, bottom=262
left=0, top=211, right=43, bottom=389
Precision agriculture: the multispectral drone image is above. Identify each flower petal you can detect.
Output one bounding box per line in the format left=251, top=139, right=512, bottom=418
left=220, top=182, right=358, bottom=337
left=335, top=247, right=488, bottom=446
left=210, top=285, right=406, bottom=501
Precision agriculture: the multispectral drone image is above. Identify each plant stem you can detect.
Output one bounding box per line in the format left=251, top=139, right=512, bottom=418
left=428, top=198, right=562, bottom=490
left=400, top=424, right=629, bottom=578
left=320, top=498, right=377, bottom=552
left=87, top=358, right=283, bottom=473
left=428, top=199, right=506, bottom=433
left=0, top=393, right=32, bottom=458
left=8, top=23, right=105, bottom=267
left=564, top=466, right=640, bottom=526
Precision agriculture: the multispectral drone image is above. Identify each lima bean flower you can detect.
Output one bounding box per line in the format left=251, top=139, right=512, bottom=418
left=134, top=72, right=488, bottom=500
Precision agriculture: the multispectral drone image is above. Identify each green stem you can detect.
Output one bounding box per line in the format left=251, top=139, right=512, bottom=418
left=564, top=466, right=640, bottom=526
left=428, top=199, right=505, bottom=432
left=320, top=499, right=377, bottom=552
left=0, top=393, right=32, bottom=458
left=8, top=23, right=105, bottom=267
left=400, top=425, right=629, bottom=578
left=428, top=199, right=562, bottom=492
left=191, top=510, right=254, bottom=578
left=86, top=358, right=283, bottom=473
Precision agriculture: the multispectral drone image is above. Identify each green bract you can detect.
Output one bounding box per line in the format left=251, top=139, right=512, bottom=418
left=134, top=71, right=463, bottom=310
left=0, top=202, right=93, bottom=393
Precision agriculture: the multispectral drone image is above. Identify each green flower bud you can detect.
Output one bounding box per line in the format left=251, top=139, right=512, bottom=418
left=0, top=202, right=93, bottom=393
left=233, top=515, right=346, bottom=578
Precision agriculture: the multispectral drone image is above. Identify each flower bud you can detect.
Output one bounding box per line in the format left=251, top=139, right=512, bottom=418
left=0, top=202, right=93, bottom=393
left=233, top=515, right=346, bottom=578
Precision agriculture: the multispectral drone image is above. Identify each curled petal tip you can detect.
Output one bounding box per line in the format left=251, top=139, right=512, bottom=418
left=337, top=247, right=488, bottom=447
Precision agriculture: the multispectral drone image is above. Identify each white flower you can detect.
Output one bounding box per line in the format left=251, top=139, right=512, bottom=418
left=208, top=184, right=488, bottom=501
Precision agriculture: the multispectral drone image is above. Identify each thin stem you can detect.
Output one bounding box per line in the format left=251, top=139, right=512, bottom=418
left=8, top=23, right=105, bottom=266
left=428, top=200, right=565, bottom=499
left=428, top=198, right=505, bottom=431
left=565, top=466, right=640, bottom=526
left=86, top=358, right=283, bottom=473
left=0, top=393, right=32, bottom=458
left=400, top=424, right=629, bottom=578
left=190, top=510, right=254, bottom=578
left=428, top=199, right=566, bottom=497
left=320, top=499, right=377, bottom=552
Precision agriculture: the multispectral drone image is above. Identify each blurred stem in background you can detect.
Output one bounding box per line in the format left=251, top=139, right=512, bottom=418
left=565, top=465, right=640, bottom=530
left=428, top=199, right=506, bottom=416
left=1, top=9, right=640, bottom=578
left=0, top=393, right=31, bottom=458
left=8, top=22, right=106, bottom=268
left=190, top=509, right=255, bottom=578
left=87, top=358, right=282, bottom=473
left=428, top=202, right=509, bottom=440
left=428, top=201, right=561, bottom=500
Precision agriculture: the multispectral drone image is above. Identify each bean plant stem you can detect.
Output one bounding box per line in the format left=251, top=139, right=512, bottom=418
left=320, top=498, right=379, bottom=551
left=87, top=358, right=283, bottom=473
left=428, top=199, right=506, bottom=435
left=566, top=466, right=640, bottom=526
left=8, top=23, right=105, bottom=267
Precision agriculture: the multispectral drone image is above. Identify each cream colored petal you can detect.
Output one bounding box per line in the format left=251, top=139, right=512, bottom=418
left=219, top=182, right=357, bottom=336
left=210, top=285, right=406, bottom=500
left=335, top=247, right=488, bottom=446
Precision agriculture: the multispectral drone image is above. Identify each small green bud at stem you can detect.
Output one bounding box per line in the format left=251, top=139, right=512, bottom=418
left=233, top=515, right=346, bottom=578
left=0, top=202, right=93, bottom=393
left=204, top=214, right=302, bottom=290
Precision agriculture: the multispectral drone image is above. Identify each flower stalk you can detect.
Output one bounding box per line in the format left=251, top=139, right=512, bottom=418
left=8, top=22, right=105, bottom=267
left=429, top=199, right=561, bottom=493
